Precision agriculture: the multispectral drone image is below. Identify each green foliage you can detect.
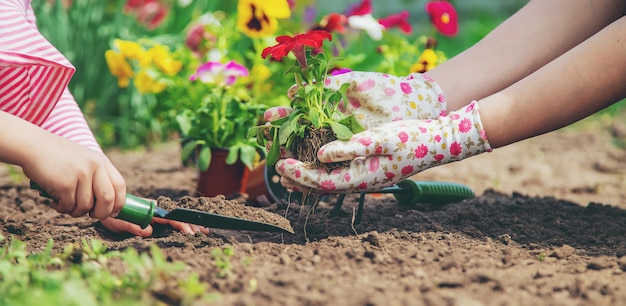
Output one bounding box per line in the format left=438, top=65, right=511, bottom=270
left=0, top=235, right=215, bottom=305
left=211, top=245, right=235, bottom=278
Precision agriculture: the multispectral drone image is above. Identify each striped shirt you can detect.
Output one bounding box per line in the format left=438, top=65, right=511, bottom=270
left=1, top=0, right=101, bottom=152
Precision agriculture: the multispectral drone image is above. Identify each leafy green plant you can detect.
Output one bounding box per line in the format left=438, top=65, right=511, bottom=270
left=0, top=234, right=215, bottom=305
left=211, top=245, right=235, bottom=278
left=250, top=30, right=365, bottom=169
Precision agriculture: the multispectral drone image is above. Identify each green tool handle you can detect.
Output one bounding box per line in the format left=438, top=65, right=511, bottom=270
left=30, top=181, right=156, bottom=229
left=389, top=180, right=475, bottom=205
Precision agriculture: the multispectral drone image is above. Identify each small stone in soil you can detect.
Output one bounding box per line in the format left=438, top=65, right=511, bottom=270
left=156, top=195, right=294, bottom=233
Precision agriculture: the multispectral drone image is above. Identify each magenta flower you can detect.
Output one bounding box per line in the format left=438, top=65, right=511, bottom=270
left=458, top=118, right=472, bottom=133
left=425, top=1, right=458, bottom=36
left=190, top=60, right=249, bottom=87
left=415, top=144, right=428, bottom=158
left=401, top=165, right=414, bottom=175
left=378, top=11, right=412, bottom=34
left=321, top=180, right=337, bottom=191
left=450, top=142, right=462, bottom=156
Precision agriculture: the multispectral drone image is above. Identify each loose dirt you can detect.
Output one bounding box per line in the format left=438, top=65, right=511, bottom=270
left=1, top=115, right=625, bottom=305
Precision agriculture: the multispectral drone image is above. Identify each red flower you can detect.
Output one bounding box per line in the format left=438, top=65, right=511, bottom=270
left=318, top=13, right=348, bottom=34
left=425, top=1, right=458, bottom=36
left=262, top=30, right=332, bottom=69
left=124, top=0, right=169, bottom=30
left=378, top=11, right=412, bottom=35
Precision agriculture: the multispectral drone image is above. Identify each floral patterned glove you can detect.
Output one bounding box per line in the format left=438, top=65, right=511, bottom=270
left=264, top=71, right=447, bottom=127
left=275, top=101, right=492, bottom=193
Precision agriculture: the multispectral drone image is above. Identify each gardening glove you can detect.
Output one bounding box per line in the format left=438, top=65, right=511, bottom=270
left=275, top=101, right=492, bottom=193
left=263, top=71, right=447, bottom=158
left=264, top=71, right=447, bottom=128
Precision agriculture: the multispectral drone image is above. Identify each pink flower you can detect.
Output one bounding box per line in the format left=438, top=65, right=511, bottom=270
left=358, top=182, right=368, bottom=189
left=347, top=0, right=372, bottom=16
left=400, top=82, right=412, bottom=94
left=343, top=172, right=351, bottom=182
left=465, top=102, right=476, bottom=112
left=401, top=165, right=414, bottom=175
left=358, top=136, right=373, bottom=146
left=384, top=87, right=396, bottom=97
left=331, top=67, right=352, bottom=75
left=449, top=142, right=462, bottom=156
left=374, top=145, right=383, bottom=154
left=349, top=97, right=361, bottom=109
left=358, top=79, right=376, bottom=91
left=438, top=93, right=445, bottom=103
left=419, top=127, right=427, bottom=133
left=398, top=131, right=409, bottom=143
left=458, top=118, right=471, bottom=133
left=190, top=60, right=249, bottom=87
left=378, top=11, right=412, bottom=34
left=434, top=135, right=442, bottom=142
left=425, top=1, right=458, bottom=36
left=434, top=153, right=445, bottom=162
left=439, top=110, right=447, bottom=117
left=414, top=144, right=428, bottom=158
left=294, top=169, right=301, bottom=178
left=367, top=157, right=380, bottom=172
left=392, top=105, right=400, bottom=112
left=385, top=172, right=395, bottom=179
left=450, top=113, right=460, bottom=120
left=320, top=180, right=336, bottom=191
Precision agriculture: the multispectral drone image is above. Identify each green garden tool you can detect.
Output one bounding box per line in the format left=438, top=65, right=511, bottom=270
left=331, top=180, right=475, bottom=224
left=30, top=181, right=294, bottom=234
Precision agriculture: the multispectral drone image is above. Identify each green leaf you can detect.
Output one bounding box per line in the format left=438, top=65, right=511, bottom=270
left=198, top=146, right=212, bottom=171
left=266, top=130, right=281, bottom=167
left=176, top=113, right=192, bottom=136
left=239, top=144, right=257, bottom=169
left=278, top=117, right=296, bottom=145
left=339, top=115, right=366, bottom=134
left=181, top=140, right=200, bottom=161
left=328, top=121, right=354, bottom=140
left=225, top=147, right=239, bottom=165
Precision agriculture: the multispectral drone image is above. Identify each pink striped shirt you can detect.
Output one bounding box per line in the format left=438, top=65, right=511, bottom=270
left=1, top=0, right=101, bottom=153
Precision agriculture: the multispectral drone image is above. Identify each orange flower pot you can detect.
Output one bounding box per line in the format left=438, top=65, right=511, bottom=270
left=195, top=148, right=249, bottom=197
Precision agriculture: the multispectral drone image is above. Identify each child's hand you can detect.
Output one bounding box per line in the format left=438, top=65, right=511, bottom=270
left=22, top=133, right=126, bottom=220
left=276, top=101, right=492, bottom=193
left=99, top=216, right=210, bottom=237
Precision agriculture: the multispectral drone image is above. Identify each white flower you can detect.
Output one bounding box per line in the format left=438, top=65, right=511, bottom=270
left=347, top=14, right=384, bottom=41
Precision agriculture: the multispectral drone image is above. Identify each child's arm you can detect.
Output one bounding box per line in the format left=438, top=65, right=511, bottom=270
left=0, top=110, right=126, bottom=220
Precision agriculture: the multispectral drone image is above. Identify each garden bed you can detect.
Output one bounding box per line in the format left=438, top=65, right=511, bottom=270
left=1, top=117, right=626, bottom=305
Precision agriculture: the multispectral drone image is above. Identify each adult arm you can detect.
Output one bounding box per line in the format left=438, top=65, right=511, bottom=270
left=479, top=15, right=626, bottom=148
left=428, top=0, right=626, bottom=110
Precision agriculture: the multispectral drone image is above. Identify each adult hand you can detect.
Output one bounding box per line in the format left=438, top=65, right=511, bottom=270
left=264, top=71, right=447, bottom=127
left=276, top=101, right=492, bottom=193
left=262, top=71, right=447, bottom=159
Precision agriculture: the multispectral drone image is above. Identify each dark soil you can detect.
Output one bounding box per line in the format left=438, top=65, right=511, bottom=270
left=296, top=126, right=351, bottom=171
left=1, top=116, right=626, bottom=305
left=157, top=195, right=294, bottom=233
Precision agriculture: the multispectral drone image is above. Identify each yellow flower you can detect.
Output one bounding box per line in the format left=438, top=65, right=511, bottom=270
left=134, top=70, right=166, bottom=94
left=410, top=49, right=438, bottom=73
left=105, top=50, right=134, bottom=88
left=148, top=45, right=182, bottom=75
left=237, top=0, right=291, bottom=38
left=241, top=63, right=271, bottom=85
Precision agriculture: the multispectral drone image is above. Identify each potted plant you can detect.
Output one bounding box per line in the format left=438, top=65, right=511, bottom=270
left=177, top=60, right=266, bottom=197
left=106, top=38, right=266, bottom=197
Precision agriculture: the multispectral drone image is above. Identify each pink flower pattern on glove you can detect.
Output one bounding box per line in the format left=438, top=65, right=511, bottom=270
left=276, top=101, right=492, bottom=193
